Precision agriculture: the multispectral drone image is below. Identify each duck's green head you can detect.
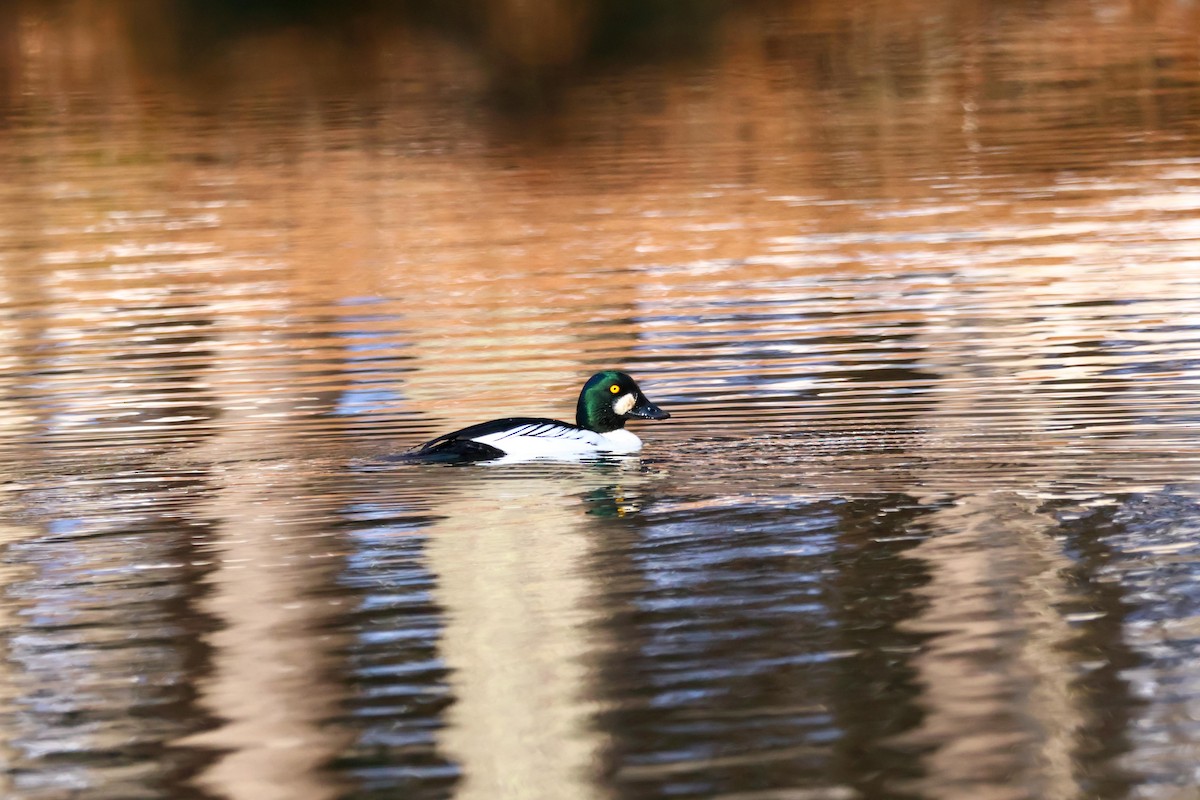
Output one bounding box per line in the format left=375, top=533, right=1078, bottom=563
left=576, top=370, right=670, bottom=433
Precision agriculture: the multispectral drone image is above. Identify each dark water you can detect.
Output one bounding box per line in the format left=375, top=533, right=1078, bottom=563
left=2, top=1, right=1200, bottom=798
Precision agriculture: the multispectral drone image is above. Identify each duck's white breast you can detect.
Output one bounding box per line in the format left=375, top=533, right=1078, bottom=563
left=598, top=428, right=643, bottom=454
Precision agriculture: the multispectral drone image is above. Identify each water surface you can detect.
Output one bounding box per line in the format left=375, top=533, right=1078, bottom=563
left=2, top=2, right=1200, bottom=799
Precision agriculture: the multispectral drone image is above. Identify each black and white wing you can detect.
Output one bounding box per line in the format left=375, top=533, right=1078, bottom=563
left=405, top=417, right=594, bottom=462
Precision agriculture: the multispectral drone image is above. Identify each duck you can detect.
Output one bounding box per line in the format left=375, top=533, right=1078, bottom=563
left=405, top=370, right=670, bottom=463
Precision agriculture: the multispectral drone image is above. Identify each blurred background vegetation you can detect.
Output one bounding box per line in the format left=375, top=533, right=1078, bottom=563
left=5, top=0, right=762, bottom=109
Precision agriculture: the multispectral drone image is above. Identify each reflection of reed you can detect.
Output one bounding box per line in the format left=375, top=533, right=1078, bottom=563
left=890, top=318, right=1088, bottom=798
left=424, top=469, right=637, bottom=800
left=182, top=441, right=354, bottom=800
left=898, top=493, right=1082, bottom=799
left=180, top=344, right=355, bottom=800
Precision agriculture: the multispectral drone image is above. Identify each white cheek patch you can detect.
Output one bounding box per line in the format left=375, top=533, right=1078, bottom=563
left=613, top=393, right=636, bottom=416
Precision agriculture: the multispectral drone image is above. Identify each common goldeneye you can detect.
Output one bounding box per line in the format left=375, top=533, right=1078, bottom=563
left=406, top=370, right=670, bottom=462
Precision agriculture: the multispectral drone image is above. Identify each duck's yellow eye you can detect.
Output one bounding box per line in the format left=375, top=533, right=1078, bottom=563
left=609, top=384, right=621, bottom=394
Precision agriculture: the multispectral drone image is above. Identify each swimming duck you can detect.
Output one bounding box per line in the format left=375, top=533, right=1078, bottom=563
left=406, top=370, right=670, bottom=462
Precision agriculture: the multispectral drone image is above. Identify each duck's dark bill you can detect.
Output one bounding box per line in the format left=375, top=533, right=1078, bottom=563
left=629, top=397, right=670, bottom=420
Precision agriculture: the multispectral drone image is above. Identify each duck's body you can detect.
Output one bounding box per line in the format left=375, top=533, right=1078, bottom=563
left=406, top=371, right=670, bottom=463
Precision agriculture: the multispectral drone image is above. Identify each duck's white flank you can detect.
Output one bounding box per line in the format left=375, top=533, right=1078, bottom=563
left=471, top=422, right=643, bottom=462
